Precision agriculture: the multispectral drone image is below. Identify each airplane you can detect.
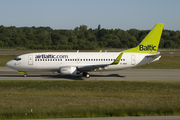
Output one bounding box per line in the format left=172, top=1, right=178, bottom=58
left=6, top=23, right=164, bottom=78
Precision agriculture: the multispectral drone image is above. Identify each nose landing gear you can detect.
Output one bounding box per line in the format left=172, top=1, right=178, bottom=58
left=18, top=71, right=27, bottom=77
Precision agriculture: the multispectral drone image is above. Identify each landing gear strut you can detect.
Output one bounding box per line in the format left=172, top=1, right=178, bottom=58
left=83, top=72, right=90, bottom=78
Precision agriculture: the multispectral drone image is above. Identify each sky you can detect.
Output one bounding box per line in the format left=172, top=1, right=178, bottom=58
left=0, top=0, right=180, bottom=30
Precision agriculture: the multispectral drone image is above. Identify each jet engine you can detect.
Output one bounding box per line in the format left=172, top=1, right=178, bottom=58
left=59, top=66, right=77, bottom=76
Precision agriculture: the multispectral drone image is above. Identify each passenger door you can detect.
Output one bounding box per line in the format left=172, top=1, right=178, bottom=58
left=28, top=55, right=33, bottom=65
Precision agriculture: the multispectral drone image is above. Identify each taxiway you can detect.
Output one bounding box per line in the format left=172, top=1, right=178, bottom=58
left=0, top=67, right=179, bottom=81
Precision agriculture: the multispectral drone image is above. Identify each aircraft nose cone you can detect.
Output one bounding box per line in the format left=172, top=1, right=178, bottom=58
left=5, top=61, right=10, bottom=67
left=6, top=61, right=14, bottom=68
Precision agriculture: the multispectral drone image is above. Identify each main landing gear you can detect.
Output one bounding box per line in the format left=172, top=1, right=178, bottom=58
left=83, top=72, right=90, bottom=78
left=23, top=74, right=27, bottom=77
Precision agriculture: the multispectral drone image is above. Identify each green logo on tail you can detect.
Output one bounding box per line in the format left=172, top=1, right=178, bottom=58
left=139, top=44, right=156, bottom=51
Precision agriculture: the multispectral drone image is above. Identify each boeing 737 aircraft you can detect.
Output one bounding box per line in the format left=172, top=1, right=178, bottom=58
left=6, top=23, right=164, bottom=78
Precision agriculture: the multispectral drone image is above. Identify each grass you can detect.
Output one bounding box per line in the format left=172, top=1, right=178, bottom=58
left=0, top=55, right=180, bottom=69
left=0, top=80, right=180, bottom=119
left=0, top=55, right=17, bottom=66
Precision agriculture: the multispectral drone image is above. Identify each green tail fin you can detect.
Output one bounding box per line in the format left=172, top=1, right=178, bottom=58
left=124, top=23, right=164, bottom=54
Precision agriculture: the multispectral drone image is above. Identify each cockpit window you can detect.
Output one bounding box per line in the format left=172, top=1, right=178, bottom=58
left=13, top=57, right=21, bottom=61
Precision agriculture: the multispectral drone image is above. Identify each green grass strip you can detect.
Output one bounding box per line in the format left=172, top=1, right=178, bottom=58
left=0, top=80, right=180, bottom=119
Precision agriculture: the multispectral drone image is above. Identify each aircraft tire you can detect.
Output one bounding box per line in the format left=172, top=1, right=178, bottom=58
left=85, top=73, right=90, bottom=78
left=23, top=74, right=27, bottom=77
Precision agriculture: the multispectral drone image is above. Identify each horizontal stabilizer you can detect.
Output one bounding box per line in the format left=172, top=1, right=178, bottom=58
left=146, top=54, right=161, bottom=58
left=146, top=52, right=175, bottom=58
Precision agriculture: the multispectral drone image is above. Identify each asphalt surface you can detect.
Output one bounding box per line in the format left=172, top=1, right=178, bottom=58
left=0, top=67, right=180, bottom=81
left=0, top=52, right=30, bottom=55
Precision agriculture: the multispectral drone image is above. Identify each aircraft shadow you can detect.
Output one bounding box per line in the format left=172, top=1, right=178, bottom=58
left=0, top=74, right=125, bottom=80
left=91, top=74, right=124, bottom=78
left=0, top=74, right=84, bottom=80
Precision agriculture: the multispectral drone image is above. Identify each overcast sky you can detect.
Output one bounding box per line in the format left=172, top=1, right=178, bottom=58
left=0, top=0, right=180, bottom=30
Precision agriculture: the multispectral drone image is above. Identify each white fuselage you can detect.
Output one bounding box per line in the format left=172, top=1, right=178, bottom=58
left=6, top=52, right=161, bottom=72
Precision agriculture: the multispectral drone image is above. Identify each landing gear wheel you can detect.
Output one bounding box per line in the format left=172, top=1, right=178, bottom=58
left=82, top=72, right=90, bottom=78
left=23, top=74, right=27, bottom=77
left=85, top=73, right=90, bottom=78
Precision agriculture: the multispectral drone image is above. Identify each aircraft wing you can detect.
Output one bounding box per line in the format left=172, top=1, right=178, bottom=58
left=77, top=64, right=109, bottom=72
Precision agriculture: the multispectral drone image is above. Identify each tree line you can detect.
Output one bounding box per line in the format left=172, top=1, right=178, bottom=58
left=0, top=25, right=180, bottom=50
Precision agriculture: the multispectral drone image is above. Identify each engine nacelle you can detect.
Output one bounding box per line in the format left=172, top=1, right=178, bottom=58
left=59, top=66, right=77, bottom=76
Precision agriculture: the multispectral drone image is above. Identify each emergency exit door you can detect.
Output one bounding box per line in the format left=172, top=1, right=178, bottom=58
left=28, top=55, right=33, bottom=65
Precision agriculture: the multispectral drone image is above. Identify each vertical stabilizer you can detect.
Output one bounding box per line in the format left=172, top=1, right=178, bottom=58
left=124, top=23, right=164, bottom=54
